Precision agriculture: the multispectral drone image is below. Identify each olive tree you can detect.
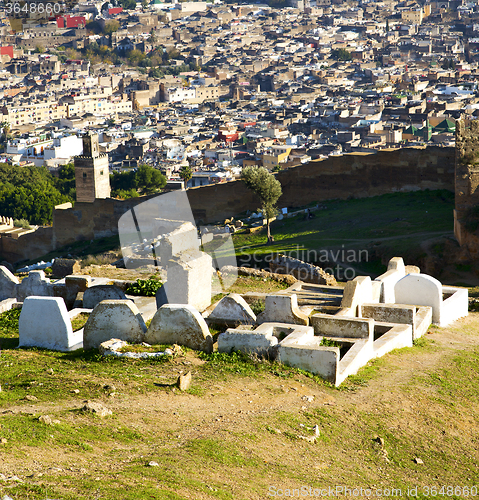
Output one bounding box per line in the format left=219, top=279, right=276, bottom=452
left=241, top=166, right=282, bottom=244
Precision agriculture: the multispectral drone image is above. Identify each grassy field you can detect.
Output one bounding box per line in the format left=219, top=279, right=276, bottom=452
left=233, top=189, right=455, bottom=277
left=1, top=305, right=478, bottom=499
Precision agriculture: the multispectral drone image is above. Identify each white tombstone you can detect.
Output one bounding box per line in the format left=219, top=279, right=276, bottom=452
left=218, top=323, right=280, bottom=357
left=256, top=294, right=309, bottom=325
left=339, top=276, right=374, bottom=316
left=374, top=257, right=406, bottom=303
left=395, top=273, right=442, bottom=324
left=208, top=294, right=256, bottom=326
left=83, top=285, right=127, bottom=309
left=146, top=304, right=213, bottom=352
left=83, top=300, right=147, bottom=350
left=0, top=266, right=19, bottom=300
left=165, top=250, right=212, bottom=312
left=19, top=297, right=82, bottom=351
left=17, top=270, right=53, bottom=301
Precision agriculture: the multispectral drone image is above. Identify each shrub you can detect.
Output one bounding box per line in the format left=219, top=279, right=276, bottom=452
left=13, top=219, right=31, bottom=229
left=126, top=278, right=163, bottom=297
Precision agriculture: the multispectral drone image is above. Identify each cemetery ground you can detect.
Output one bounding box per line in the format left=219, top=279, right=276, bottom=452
left=0, top=305, right=478, bottom=499
left=2, top=188, right=478, bottom=498
left=233, top=189, right=460, bottom=282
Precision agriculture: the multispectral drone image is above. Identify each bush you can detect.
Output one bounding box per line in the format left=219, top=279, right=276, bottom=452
left=13, top=219, right=31, bottom=229
left=126, top=278, right=163, bottom=297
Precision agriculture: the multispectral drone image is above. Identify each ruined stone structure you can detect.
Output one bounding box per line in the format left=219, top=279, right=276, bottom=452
left=454, top=118, right=479, bottom=258
left=0, top=146, right=456, bottom=264
left=74, top=133, right=110, bottom=203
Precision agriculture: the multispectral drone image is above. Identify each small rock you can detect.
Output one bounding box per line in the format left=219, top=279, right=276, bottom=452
left=104, top=385, right=117, bottom=392
left=0, top=438, right=7, bottom=444
left=52, top=419, right=61, bottom=425
left=148, top=461, right=159, bottom=467
left=375, top=436, right=385, bottom=446
left=82, top=401, right=112, bottom=417
left=141, top=342, right=151, bottom=347
left=313, top=424, right=320, bottom=437
left=38, top=415, right=52, bottom=425
left=24, top=395, right=38, bottom=401
left=72, top=389, right=80, bottom=394
left=301, top=395, right=314, bottom=402
left=299, top=435, right=317, bottom=444
left=414, top=457, right=424, bottom=465
left=46, top=368, right=54, bottom=375
left=177, top=371, right=192, bottom=392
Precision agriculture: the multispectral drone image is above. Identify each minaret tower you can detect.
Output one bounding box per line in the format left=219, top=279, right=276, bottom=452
left=74, top=132, right=110, bottom=203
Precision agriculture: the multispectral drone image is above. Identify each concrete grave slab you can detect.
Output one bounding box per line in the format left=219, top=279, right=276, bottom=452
left=165, top=250, right=212, bottom=312
left=218, top=323, right=313, bottom=358
left=19, top=296, right=82, bottom=351
left=207, top=293, right=256, bottom=327
left=338, top=276, right=374, bottom=317
left=256, top=294, right=309, bottom=325
left=371, top=322, right=413, bottom=359
left=17, top=271, right=53, bottom=302
left=311, top=313, right=374, bottom=339
left=277, top=327, right=339, bottom=384
left=83, top=300, right=147, bottom=350
left=53, top=275, right=91, bottom=310
left=146, top=304, right=213, bottom=352
left=0, top=297, right=17, bottom=313
left=0, top=266, right=19, bottom=300
left=359, top=303, right=432, bottom=340
left=394, top=273, right=465, bottom=326
left=374, top=257, right=406, bottom=303
left=83, top=285, right=128, bottom=309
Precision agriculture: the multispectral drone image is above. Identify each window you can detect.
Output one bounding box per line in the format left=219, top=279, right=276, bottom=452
left=83, top=172, right=87, bottom=179
left=100, top=171, right=104, bottom=175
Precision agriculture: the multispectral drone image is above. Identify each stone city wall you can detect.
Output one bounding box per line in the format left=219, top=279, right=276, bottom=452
left=0, top=147, right=455, bottom=264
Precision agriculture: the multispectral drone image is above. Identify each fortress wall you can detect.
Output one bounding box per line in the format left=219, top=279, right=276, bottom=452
left=187, top=146, right=455, bottom=223
left=1, top=147, right=455, bottom=264
left=0, top=226, right=54, bottom=264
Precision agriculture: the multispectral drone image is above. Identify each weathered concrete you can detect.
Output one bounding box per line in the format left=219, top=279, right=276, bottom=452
left=339, top=276, right=375, bottom=316
left=146, top=304, right=213, bottom=352
left=218, top=323, right=281, bottom=357
left=374, top=257, right=406, bottom=303
left=158, top=221, right=199, bottom=263
left=269, top=254, right=337, bottom=285
left=371, top=322, right=413, bottom=359
left=83, top=285, right=128, bottom=309
left=53, top=275, right=91, bottom=309
left=311, top=313, right=374, bottom=339
left=257, top=294, right=309, bottom=325
left=83, top=300, right=147, bottom=349
left=165, top=250, right=212, bottom=312
left=359, top=303, right=432, bottom=340
left=0, top=297, right=17, bottom=313
left=207, top=293, right=256, bottom=326
left=395, top=274, right=444, bottom=325
left=51, top=259, right=81, bottom=278
left=17, top=271, right=54, bottom=302
left=277, top=326, right=339, bottom=383
left=0, top=266, right=19, bottom=300
left=19, top=296, right=82, bottom=351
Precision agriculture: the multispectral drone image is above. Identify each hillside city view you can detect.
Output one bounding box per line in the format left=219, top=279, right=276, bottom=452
left=0, top=0, right=478, bottom=498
